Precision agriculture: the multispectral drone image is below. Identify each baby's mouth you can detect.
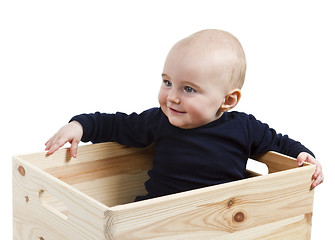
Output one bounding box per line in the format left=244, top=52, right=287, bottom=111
left=169, top=107, right=186, bottom=114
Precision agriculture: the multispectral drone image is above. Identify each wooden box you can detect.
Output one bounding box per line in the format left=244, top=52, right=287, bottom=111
left=13, top=142, right=315, bottom=240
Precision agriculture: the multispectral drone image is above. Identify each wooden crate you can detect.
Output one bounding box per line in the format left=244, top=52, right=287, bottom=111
left=13, top=142, right=315, bottom=240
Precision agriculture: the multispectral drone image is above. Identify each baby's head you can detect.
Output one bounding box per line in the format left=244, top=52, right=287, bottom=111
left=158, top=29, right=246, bottom=129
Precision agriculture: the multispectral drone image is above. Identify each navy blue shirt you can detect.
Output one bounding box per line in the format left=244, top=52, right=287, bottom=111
left=71, top=108, right=314, bottom=200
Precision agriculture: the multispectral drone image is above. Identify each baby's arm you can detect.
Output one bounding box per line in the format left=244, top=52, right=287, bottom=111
left=45, top=121, right=83, bottom=158
left=297, top=152, right=324, bottom=188
left=246, top=114, right=323, bottom=189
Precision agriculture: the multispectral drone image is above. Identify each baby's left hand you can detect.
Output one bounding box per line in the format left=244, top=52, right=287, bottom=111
left=297, top=152, right=324, bottom=189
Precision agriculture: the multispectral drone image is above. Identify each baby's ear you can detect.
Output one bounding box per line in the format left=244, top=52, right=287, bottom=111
left=220, top=89, right=241, bottom=111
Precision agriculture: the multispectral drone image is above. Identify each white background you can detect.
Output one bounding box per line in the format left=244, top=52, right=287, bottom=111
left=1, top=0, right=334, bottom=238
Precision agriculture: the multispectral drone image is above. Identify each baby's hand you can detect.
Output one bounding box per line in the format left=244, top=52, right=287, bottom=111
left=297, top=152, right=324, bottom=189
left=45, top=121, right=83, bottom=158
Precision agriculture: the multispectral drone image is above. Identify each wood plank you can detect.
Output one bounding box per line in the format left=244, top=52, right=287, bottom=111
left=16, top=142, right=154, bottom=171
left=108, top=165, right=315, bottom=239
left=251, top=151, right=309, bottom=173
left=44, top=154, right=152, bottom=185
left=13, top=143, right=315, bottom=239
left=13, top=156, right=109, bottom=240
left=71, top=173, right=149, bottom=207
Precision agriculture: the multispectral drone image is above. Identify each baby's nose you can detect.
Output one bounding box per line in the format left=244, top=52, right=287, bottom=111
left=167, top=89, right=181, bottom=104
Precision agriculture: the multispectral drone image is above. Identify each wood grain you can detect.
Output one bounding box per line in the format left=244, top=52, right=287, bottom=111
left=13, top=142, right=315, bottom=240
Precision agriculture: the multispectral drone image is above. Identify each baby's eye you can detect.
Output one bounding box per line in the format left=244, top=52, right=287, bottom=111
left=163, top=80, right=172, bottom=87
left=184, top=86, right=196, bottom=93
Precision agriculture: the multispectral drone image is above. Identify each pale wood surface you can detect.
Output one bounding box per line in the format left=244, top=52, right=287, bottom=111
left=13, top=142, right=315, bottom=240
left=108, top=162, right=314, bottom=239
left=13, top=156, right=108, bottom=240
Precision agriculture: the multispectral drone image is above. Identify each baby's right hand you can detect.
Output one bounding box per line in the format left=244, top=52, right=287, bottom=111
left=45, top=121, right=83, bottom=158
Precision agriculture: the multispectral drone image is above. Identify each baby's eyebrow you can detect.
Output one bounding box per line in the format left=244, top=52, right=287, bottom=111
left=162, top=73, right=170, bottom=79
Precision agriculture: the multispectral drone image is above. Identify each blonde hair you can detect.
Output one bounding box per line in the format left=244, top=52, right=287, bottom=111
left=174, top=29, right=247, bottom=90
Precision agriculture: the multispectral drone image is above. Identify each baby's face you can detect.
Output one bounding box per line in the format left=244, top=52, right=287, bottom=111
left=158, top=46, right=229, bottom=129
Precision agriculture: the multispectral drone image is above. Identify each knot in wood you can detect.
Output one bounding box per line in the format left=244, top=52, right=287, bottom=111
left=233, top=211, right=245, bottom=223
left=18, top=165, right=25, bottom=176
left=227, top=199, right=234, bottom=207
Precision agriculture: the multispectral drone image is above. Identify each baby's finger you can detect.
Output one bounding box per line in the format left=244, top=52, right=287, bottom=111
left=296, top=152, right=310, bottom=166
left=313, top=166, right=322, bottom=179
left=70, top=140, right=79, bottom=158
left=47, top=138, right=67, bottom=155
left=296, top=155, right=305, bottom=166
left=312, top=174, right=324, bottom=188
left=44, top=136, right=56, bottom=151
left=45, top=141, right=51, bottom=151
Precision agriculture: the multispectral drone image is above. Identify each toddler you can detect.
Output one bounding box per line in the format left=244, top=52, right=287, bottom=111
left=45, top=29, right=323, bottom=201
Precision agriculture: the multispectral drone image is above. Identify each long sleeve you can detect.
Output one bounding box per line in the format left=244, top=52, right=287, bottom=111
left=246, top=114, right=314, bottom=158
left=70, top=108, right=161, bottom=148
